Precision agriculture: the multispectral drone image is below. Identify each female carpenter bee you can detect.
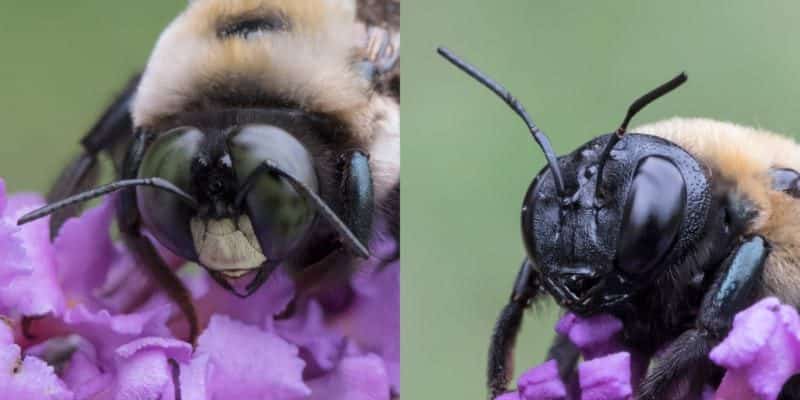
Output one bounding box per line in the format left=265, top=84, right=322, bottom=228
left=439, top=47, right=800, bottom=399
left=18, top=0, right=399, bottom=344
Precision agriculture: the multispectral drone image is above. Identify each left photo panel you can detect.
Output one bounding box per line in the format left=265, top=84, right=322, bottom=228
left=0, top=1, right=399, bottom=398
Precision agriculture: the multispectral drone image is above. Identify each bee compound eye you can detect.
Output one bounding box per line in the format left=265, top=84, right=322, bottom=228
left=137, top=127, right=205, bottom=261
left=615, top=156, right=686, bottom=275
left=228, top=125, right=318, bottom=260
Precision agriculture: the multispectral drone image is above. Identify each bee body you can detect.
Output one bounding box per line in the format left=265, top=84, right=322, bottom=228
left=437, top=47, right=798, bottom=399
left=644, top=118, right=800, bottom=310
left=21, top=0, right=399, bottom=344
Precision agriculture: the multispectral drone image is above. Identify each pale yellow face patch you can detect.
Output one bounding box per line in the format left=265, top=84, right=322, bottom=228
left=190, top=215, right=266, bottom=274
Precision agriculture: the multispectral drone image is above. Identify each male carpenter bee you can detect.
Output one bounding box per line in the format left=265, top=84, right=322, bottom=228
left=18, top=0, right=399, bottom=344
left=439, top=47, right=800, bottom=399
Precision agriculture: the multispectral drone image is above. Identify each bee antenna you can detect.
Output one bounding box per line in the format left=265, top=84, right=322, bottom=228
left=437, top=47, right=566, bottom=197
left=17, top=178, right=199, bottom=226
left=235, top=161, right=370, bottom=259
left=595, top=72, right=688, bottom=198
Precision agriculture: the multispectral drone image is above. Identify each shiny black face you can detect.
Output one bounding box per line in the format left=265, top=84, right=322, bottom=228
left=135, top=121, right=318, bottom=269
left=521, top=133, right=712, bottom=315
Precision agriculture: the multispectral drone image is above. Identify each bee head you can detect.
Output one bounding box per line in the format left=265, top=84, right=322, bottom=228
left=137, top=123, right=318, bottom=288
left=522, top=131, right=712, bottom=315
left=437, top=48, right=707, bottom=315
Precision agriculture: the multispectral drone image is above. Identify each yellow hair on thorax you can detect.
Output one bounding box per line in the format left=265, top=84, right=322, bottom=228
left=132, top=0, right=371, bottom=136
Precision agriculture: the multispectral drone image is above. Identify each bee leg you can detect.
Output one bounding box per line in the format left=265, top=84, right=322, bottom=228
left=46, top=74, right=140, bottom=238
left=637, top=235, right=769, bottom=400
left=779, top=375, right=800, bottom=399
left=117, top=131, right=199, bottom=345
left=488, top=258, right=542, bottom=399
left=338, top=151, right=374, bottom=250
left=547, top=332, right=581, bottom=382
left=357, top=26, right=399, bottom=89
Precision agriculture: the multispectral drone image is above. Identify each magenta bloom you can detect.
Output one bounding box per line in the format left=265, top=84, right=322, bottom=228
left=0, top=179, right=398, bottom=399
left=710, top=297, right=800, bottom=400
left=498, top=297, right=800, bottom=400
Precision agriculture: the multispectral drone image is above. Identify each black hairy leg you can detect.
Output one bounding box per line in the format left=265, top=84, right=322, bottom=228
left=779, top=374, right=800, bottom=400
left=637, top=236, right=769, bottom=399
left=547, top=333, right=581, bottom=382
left=488, top=259, right=542, bottom=399
left=46, top=75, right=140, bottom=237
left=117, top=131, right=199, bottom=345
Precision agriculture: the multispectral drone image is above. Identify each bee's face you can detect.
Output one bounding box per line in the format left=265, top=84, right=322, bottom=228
left=136, top=123, right=317, bottom=283
left=522, top=133, right=711, bottom=315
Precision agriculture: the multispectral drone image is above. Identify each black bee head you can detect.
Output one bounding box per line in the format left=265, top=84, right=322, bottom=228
left=136, top=124, right=318, bottom=285
left=437, top=48, right=701, bottom=315
left=522, top=133, right=712, bottom=315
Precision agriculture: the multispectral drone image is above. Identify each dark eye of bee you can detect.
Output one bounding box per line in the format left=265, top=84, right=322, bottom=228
left=218, top=14, right=289, bottom=39
left=227, top=125, right=317, bottom=260
left=137, top=127, right=204, bottom=262
left=615, top=156, right=686, bottom=275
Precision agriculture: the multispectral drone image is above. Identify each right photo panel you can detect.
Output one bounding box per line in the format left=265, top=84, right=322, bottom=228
left=404, top=2, right=800, bottom=399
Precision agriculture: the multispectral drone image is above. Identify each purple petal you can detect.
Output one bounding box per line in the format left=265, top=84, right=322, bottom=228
left=54, top=198, right=116, bottom=310
left=116, top=336, right=192, bottom=363
left=306, top=354, right=390, bottom=400
left=0, top=193, right=66, bottom=317
left=179, top=353, right=211, bottom=400
left=0, top=319, right=14, bottom=345
left=710, top=297, right=800, bottom=400
left=556, top=313, right=624, bottom=360
left=713, top=370, right=757, bottom=400
left=63, top=303, right=173, bottom=365
left=93, top=251, right=158, bottom=314
left=495, top=393, right=522, bottom=400
left=196, top=315, right=310, bottom=399
left=0, top=181, right=28, bottom=288
left=194, top=270, right=296, bottom=328
left=331, top=258, right=399, bottom=392
left=0, top=341, right=73, bottom=400
left=112, top=345, right=177, bottom=400
left=275, top=300, right=345, bottom=375
left=61, top=340, right=109, bottom=399
left=578, top=352, right=633, bottom=400
left=517, top=359, right=568, bottom=400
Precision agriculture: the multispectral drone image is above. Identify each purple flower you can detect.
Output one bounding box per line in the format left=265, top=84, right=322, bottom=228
left=500, top=297, right=800, bottom=400
left=497, top=313, right=633, bottom=400
left=517, top=360, right=567, bottom=400
left=555, top=313, right=624, bottom=360
left=710, top=297, right=800, bottom=400
left=0, top=321, right=73, bottom=400
left=0, top=180, right=398, bottom=399
left=578, top=352, right=633, bottom=400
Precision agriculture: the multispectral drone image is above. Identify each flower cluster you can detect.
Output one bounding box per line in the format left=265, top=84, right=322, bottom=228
left=0, top=179, right=399, bottom=399
left=497, top=298, right=800, bottom=400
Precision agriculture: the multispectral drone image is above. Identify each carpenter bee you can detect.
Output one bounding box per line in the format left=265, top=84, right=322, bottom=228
left=439, top=47, right=800, bottom=399
left=18, top=0, right=399, bottom=344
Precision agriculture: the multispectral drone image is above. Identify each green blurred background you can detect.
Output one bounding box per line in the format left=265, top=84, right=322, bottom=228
left=402, top=1, right=800, bottom=399
left=0, top=2, right=183, bottom=192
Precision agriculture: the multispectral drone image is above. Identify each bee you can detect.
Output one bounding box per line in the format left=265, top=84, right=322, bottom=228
left=439, top=47, right=800, bottom=399
left=18, top=0, right=399, bottom=344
